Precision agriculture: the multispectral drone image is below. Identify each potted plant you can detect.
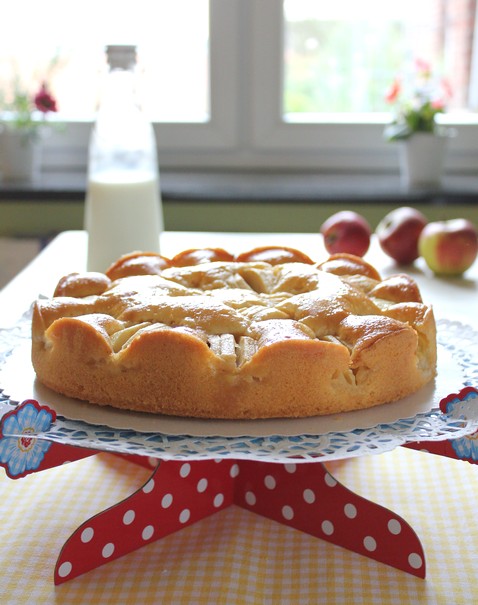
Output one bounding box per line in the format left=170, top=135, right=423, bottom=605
left=384, top=59, right=453, bottom=188
left=0, top=79, right=59, bottom=181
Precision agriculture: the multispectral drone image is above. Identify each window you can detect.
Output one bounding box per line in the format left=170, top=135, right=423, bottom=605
left=283, top=0, right=476, bottom=116
left=2, top=0, right=478, bottom=173
left=254, top=0, right=478, bottom=173
left=0, top=0, right=210, bottom=122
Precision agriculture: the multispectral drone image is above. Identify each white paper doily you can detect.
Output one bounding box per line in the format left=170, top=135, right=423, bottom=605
left=1, top=313, right=477, bottom=463
left=0, top=340, right=458, bottom=438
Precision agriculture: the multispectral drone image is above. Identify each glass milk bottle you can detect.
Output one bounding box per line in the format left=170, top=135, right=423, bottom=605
left=85, top=45, right=163, bottom=272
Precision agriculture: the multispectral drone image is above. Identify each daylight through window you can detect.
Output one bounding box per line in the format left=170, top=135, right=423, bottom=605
left=283, top=0, right=477, bottom=118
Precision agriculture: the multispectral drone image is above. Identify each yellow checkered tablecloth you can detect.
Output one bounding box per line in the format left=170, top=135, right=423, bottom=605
left=0, top=447, right=477, bottom=604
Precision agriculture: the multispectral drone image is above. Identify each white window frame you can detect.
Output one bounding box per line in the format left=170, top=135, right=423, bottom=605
left=43, top=0, right=478, bottom=174
left=250, top=0, right=478, bottom=173
left=44, top=0, right=241, bottom=171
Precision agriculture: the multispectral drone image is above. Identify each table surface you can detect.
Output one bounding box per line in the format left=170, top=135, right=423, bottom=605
left=1, top=230, right=477, bottom=329
left=1, top=231, right=478, bottom=604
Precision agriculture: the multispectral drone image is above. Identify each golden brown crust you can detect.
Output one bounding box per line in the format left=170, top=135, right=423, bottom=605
left=54, top=272, right=112, bottom=298
left=171, top=247, right=235, bottom=266
left=369, top=274, right=422, bottom=303
left=31, top=248, right=437, bottom=419
left=106, top=252, right=171, bottom=280
left=317, top=253, right=381, bottom=280
left=235, top=246, right=314, bottom=265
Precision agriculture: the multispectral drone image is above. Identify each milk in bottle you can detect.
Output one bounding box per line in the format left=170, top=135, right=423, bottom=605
left=85, top=45, right=163, bottom=272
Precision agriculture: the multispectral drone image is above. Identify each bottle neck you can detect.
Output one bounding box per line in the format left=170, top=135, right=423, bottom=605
left=99, top=68, right=138, bottom=111
left=88, top=57, right=158, bottom=178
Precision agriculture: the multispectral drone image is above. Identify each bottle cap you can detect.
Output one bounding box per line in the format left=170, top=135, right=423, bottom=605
left=106, top=45, right=137, bottom=70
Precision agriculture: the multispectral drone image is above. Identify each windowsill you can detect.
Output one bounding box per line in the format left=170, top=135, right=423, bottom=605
left=0, top=169, right=477, bottom=203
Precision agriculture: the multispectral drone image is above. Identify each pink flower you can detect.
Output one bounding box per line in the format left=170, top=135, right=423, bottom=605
left=441, top=77, right=453, bottom=100
left=415, top=58, right=431, bottom=76
left=33, top=82, right=58, bottom=113
left=431, top=99, right=445, bottom=110
left=385, top=78, right=401, bottom=104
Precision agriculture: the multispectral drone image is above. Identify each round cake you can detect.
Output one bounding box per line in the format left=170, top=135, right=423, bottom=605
left=31, top=247, right=437, bottom=419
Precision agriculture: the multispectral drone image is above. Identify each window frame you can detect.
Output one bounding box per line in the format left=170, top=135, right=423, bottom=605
left=42, top=0, right=478, bottom=174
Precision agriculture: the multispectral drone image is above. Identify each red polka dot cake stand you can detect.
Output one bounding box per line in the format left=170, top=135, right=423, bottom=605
left=53, top=457, right=426, bottom=583
left=1, top=388, right=478, bottom=584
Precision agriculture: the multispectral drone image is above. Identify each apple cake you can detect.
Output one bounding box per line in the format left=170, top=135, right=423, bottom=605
left=31, top=247, right=437, bottom=419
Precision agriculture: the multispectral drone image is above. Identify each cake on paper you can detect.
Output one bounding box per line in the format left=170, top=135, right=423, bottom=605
left=31, top=247, right=437, bottom=419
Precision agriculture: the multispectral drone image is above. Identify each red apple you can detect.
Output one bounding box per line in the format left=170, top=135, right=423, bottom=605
left=418, top=219, right=478, bottom=275
left=320, top=211, right=371, bottom=257
left=376, top=206, right=428, bottom=264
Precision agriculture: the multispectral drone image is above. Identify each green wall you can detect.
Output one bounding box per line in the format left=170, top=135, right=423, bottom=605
left=1, top=198, right=478, bottom=238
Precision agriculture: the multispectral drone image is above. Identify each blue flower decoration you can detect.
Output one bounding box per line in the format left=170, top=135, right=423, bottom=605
left=443, top=388, right=478, bottom=462
left=0, top=400, right=55, bottom=478
left=451, top=431, right=478, bottom=461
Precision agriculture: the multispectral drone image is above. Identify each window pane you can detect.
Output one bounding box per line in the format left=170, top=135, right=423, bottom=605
left=0, top=0, right=209, bottom=123
left=283, top=0, right=476, bottom=116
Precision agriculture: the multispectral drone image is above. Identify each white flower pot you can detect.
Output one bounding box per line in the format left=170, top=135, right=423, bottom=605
left=0, top=128, right=41, bottom=182
left=399, top=133, right=448, bottom=189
